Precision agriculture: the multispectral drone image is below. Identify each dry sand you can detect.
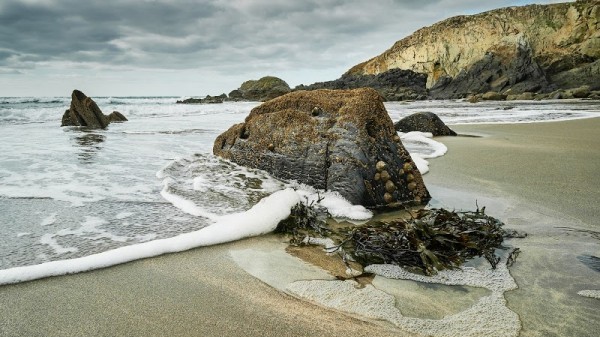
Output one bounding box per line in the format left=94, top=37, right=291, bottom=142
left=1, top=118, right=599, bottom=337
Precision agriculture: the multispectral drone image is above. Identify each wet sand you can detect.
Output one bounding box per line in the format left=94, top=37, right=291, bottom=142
left=1, top=118, right=599, bottom=337
left=423, top=117, right=600, bottom=337
left=425, top=117, right=600, bottom=227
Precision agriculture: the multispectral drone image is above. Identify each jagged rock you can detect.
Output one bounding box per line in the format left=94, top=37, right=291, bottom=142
left=235, top=76, right=291, bottom=101
left=61, top=90, right=127, bottom=128
left=348, top=0, right=599, bottom=97
left=430, top=39, right=549, bottom=99
left=394, top=112, right=457, bottom=136
left=213, top=88, right=430, bottom=208
left=296, top=69, right=428, bottom=101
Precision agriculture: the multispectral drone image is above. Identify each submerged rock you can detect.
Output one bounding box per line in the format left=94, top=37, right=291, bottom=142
left=213, top=88, right=430, bottom=208
left=61, top=90, right=128, bottom=128
left=394, top=112, right=457, bottom=136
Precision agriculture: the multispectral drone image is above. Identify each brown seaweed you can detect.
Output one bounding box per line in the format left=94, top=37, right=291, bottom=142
left=277, top=203, right=520, bottom=276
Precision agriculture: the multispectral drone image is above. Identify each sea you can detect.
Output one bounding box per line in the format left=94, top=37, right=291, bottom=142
left=1, top=96, right=599, bottom=284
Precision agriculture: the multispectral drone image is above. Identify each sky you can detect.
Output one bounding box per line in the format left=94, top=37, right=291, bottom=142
left=0, top=0, right=571, bottom=97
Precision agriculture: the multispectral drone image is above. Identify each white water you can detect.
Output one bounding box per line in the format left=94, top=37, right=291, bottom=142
left=0, top=97, right=599, bottom=283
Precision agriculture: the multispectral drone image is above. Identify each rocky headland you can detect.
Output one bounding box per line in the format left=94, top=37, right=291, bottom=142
left=177, top=76, right=291, bottom=104
left=213, top=88, right=430, bottom=209
left=61, top=90, right=127, bottom=128
left=345, top=0, right=599, bottom=100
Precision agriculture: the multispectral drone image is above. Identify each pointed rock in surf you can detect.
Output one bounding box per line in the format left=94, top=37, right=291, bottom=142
left=61, top=90, right=127, bottom=128
left=213, top=88, right=430, bottom=209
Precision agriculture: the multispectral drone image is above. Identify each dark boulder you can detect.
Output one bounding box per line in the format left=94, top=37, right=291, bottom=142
left=61, top=90, right=127, bottom=128
left=107, top=111, right=128, bottom=123
left=296, top=68, right=428, bottom=101
left=394, top=112, right=456, bottom=136
left=176, top=94, right=226, bottom=104
left=213, top=88, right=430, bottom=208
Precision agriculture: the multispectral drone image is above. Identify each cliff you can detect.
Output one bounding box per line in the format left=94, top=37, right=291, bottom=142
left=347, top=0, right=599, bottom=98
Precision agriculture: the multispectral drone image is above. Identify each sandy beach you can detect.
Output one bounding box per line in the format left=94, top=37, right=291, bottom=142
left=1, top=118, right=599, bottom=337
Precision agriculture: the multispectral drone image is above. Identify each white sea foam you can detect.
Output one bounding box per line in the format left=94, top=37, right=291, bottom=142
left=400, top=131, right=448, bottom=174
left=294, top=186, right=373, bottom=221
left=577, top=290, right=600, bottom=299
left=288, top=256, right=520, bottom=337
left=159, top=177, right=222, bottom=221
left=39, top=233, right=79, bottom=255
left=0, top=189, right=300, bottom=285
left=40, top=212, right=57, bottom=226
left=16, top=232, right=32, bottom=238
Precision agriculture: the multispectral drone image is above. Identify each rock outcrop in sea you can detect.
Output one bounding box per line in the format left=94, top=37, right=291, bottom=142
left=346, top=0, right=600, bottom=99
left=231, top=76, right=291, bottom=101
left=61, top=90, right=127, bottom=128
left=178, top=76, right=291, bottom=103
left=213, top=88, right=430, bottom=208
left=176, top=94, right=227, bottom=104
left=394, top=112, right=457, bottom=136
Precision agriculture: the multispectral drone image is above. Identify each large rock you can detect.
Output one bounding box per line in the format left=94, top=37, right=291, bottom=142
left=394, top=112, right=457, bottom=136
left=213, top=88, right=430, bottom=208
left=237, top=76, right=291, bottom=101
left=61, top=90, right=127, bottom=128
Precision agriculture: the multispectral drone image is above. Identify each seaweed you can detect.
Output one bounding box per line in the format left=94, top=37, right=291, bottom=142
left=277, top=202, right=520, bottom=275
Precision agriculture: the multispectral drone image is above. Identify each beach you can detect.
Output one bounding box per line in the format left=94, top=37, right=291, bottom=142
left=1, top=117, right=599, bottom=337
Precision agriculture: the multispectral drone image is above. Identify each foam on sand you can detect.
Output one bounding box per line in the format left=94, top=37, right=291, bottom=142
left=399, top=131, right=448, bottom=174
left=0, top=189, right=300, bottom=285
left=577, top=290, right=600, bottom=299
left=287, top=256, right=520, bottom=337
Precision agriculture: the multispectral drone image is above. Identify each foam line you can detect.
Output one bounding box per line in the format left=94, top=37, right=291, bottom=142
left=0, top=189, right=300, bottom=285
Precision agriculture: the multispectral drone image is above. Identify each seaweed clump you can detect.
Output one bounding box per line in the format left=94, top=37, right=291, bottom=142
left=277, top=204, right=515, bottom=276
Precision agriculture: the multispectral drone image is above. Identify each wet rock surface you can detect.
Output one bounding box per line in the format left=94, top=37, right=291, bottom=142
left=394, top=112, right=457, bottom=136
left=213, top=88, right=430, bottom=208
left=61, top=90, right=127, bottom=129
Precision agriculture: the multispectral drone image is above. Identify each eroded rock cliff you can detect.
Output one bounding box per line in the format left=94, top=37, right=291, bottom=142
left=347, top=0, right=599, bottom=98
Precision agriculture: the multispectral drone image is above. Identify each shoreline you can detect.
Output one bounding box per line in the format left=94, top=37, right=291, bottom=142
left=1, top=118, right=599, bottom=336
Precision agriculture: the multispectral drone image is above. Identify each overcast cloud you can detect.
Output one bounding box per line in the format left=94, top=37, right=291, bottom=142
left=0, top=0, right=570, bottom=96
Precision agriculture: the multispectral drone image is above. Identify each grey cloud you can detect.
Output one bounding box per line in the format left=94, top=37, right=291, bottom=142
left=0, top=0, right=573, bottom=95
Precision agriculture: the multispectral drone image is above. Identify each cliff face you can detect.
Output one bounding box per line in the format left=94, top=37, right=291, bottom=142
left=347, top=0, right=599, bottom=97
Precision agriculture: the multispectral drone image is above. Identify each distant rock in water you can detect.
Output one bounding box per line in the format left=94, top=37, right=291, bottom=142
left=213, top=88, right=430, bottom=208
left=176, top=94, right=227, bottom=104
left=395, top=112, right=457, bottom=136
left=107, top=111, right=128, bottom=123
left=235, top=76, right=291, bottom=101
left=61, top=90, right=127, bottom=128
left=295, top=68, right=428, bottom=101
